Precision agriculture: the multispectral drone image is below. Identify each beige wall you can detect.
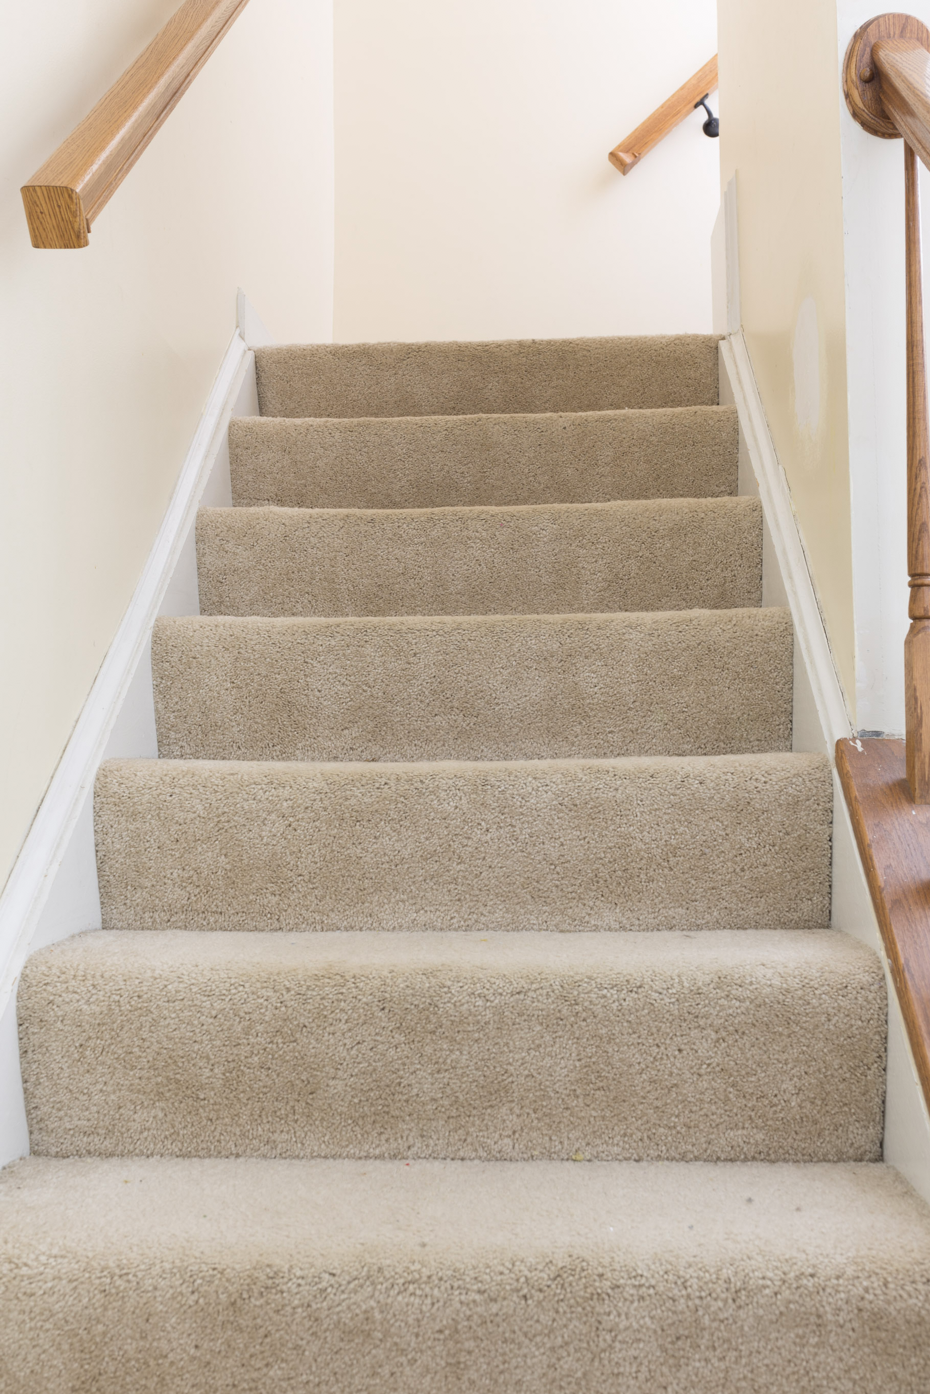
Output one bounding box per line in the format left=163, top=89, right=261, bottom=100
left=718, top=0, right=855, bottom=708
left=0, top=0, right=334, bottom=891
left=333, top=0, right=718, bottom=342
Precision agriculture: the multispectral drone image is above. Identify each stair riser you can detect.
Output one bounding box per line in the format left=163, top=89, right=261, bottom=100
left=229, top=405, right=738, bottom=510
left=94, top=755, right=832, bottom=933
left=151, top=610, right=793, bottom=762
left=196, top=498, right=762, bottom=618
left=254, top=335, right=720, bottom=418
left=19, top=931, right=885, bottom=1163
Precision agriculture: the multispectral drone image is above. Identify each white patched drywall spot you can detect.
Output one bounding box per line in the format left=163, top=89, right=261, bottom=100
left=793, top=296, right=821, bottom=438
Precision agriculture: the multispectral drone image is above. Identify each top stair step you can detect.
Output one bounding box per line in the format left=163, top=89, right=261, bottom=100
left=254, top=336, right=721, bottom=418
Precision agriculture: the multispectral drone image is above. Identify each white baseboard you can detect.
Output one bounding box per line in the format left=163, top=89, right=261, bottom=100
left=720, top=333, right=852, bottom=747
left=237, top=288, right=276, bottom=348
left=719, top=329, right=930, bottom=1204
left=0, top=311, right=266, bottom=1167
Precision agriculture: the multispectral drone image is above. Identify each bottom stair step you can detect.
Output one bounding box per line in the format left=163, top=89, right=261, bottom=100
left=18, top=929, right=885, bottom=1162
left=1, top=1157, right=929, bottom=1393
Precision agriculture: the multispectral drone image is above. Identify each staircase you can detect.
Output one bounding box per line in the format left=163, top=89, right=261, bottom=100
left=3, top=334, right=930, bottom=1391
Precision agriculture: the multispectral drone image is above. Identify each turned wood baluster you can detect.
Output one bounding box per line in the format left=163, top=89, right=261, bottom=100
left=904, top=140, right=930, bottom=801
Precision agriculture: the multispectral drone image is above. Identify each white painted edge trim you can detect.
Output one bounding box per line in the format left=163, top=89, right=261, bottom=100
left=0, top=329, right=251, bottom=1014
left=237, top=287, right=276, bottom=348
left=721, top=331, right=853, bottom=746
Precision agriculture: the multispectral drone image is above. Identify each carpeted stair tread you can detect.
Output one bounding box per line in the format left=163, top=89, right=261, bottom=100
left=94, top=753, right=832, bottom=933
left=196, top=497, right=762, bottom=618
left=2, top=1156, right=929, bottom=1394
left=151, top=609, right=793, bottom=762
left=254, top=334, right=720, bottom=418
left=229, top=405, right=738, bottom=509
left=18, top=929, right=884, bottom=1163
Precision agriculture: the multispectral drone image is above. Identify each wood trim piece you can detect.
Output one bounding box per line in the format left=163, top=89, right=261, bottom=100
left=872, top=35, right=930, bottom=168
left=843, top=13, right=930, bottom=139
left=20, top=0, right=252, bottom=248
left=836, top=737, right=930, bottom=1110
left=608, top=56, right=717, bottom=175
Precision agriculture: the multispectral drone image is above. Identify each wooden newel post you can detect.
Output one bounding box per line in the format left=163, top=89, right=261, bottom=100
left=844, top=15, right=930, bottom=800
left=904, top=142, right=930, bottom=801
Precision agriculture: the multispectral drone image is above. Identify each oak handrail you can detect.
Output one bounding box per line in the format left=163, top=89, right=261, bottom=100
left=608, top=56, right=718, bottom=175
left=835, top=738, right=930, bottom=1113
left=845, top=15, right=930, bottom=801
left=21, top=0, right=252, bottom=249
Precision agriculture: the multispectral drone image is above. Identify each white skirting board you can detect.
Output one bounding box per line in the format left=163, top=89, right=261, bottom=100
left=0, top=308, right=265, bottom=1167
left=719, top=333, right=930, bottom=1204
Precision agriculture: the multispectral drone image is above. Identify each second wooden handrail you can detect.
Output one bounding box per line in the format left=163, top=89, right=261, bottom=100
left=609, top=57, right=718, bottom=174
left=21, top=0, right=251, bottom=249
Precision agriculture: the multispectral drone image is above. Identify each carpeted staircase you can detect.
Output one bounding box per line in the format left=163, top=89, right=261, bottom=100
left=3, top=334, right=930, bottom=1391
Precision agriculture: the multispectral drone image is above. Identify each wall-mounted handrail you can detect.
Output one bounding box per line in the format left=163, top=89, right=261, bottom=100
left=845, top=14, right=930, bottom=801
left=608, top=56, right=718, bottom=175
left=21, top=0, right=252, bottom=249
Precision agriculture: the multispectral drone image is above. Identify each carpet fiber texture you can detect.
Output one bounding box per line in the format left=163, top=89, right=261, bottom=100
left=19, top=929, right=885, bottom=1162
left=7, top=331, right=926, bottom=1392
left=2, top=1157, right=930, bottom=1394
left=229, top=404, right=738, bottom=509
left=94, top=753, right=833, bottom=933
left=151, top=608, right=793, bottom=762
left=254, top=335, right=721, bottom=418
left=197, top=498, right=763, bottom=618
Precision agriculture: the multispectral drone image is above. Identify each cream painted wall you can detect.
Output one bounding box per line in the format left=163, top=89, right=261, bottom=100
left=0, top=0, right=334, bottom=893
left=333, top=0, right=719, bottom=343
left=717, top=0, right=856, bottom=711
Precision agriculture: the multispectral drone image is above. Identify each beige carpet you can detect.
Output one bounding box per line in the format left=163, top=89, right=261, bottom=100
left=229, top=404, right=738, bottom=509
left=4, top=332, right=928, bottom=1390
left=19, top=929, right=884, bottom=1162
left=197, top=497, right=763, bottom=618
left=3, top=1158, right=930, bottom=1394
left=254, top=335, right=721, bottom=417
left=151, top=608, right=793, bottom=761
left=94, top=753, right=832, bottom=933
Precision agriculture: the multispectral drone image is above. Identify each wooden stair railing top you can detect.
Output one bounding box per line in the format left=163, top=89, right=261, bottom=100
left=609, top=56, right=718, bottom=175
left=21, top=0, right=251, bottom=249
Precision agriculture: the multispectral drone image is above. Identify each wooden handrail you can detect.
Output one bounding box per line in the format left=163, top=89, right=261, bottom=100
left=845, top=15, right=930, bottom=801
left=21, top=0, right=251, bottom=249
left=835, top=738, right=930, bottom=1110
left=608, top=57, right=718, bottom=175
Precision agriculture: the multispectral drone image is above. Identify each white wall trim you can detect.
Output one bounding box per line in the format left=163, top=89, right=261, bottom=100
left=0, top=329, right=250, bottom=1020
left=237, top=288, right=276, bottom=348
left=721, top=328, right=930, bottom=1201
left=720, top=331, right=854, bottom=746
